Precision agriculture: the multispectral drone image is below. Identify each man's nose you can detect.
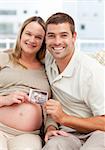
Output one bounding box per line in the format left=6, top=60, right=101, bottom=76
left=54, top=36, right=62, bottom=45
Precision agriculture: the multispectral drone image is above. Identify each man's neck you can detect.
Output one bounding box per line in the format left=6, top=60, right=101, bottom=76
left=56, top=50, right=74, bottom=73
left=56, top=58, right=69, bottom=73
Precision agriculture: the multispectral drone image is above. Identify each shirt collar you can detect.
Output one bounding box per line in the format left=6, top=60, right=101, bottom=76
left=50, top=50, right=79, bottom=78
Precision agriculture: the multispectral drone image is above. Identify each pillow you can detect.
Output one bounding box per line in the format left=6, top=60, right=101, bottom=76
left=88, top=50, right=105, bottom=66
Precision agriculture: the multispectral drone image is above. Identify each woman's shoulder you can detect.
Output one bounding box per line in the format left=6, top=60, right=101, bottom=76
left=0, top=52, right=10, bottom=67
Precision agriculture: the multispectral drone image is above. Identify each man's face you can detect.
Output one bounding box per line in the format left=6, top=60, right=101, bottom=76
left=46, top=23, right=76, bottom=61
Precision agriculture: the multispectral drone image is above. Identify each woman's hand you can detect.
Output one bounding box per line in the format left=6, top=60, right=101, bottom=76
left=0, top=91, right=29, bottom=107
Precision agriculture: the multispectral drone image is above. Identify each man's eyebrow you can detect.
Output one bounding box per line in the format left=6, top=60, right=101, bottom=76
left=47, top=32, right=68, bottom=34
left=47, top=32, right=54, bottom=34
left=60, top=32, right=68, bottom=34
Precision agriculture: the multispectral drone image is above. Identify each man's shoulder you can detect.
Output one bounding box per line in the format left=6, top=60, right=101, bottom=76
left=45, top=50, right=54, bottom=66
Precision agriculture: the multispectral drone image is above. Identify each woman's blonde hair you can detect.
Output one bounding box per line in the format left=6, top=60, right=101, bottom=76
left=10, top=16, right=46, bottom=64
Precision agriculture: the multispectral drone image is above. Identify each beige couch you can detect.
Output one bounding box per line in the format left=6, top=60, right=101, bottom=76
left=88, top=50, right=105, bottom=66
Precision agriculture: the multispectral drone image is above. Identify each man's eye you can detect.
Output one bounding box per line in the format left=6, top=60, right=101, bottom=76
left=61, top=34, right=67, bottom=37
left=47, top=35, right=55, bottom=38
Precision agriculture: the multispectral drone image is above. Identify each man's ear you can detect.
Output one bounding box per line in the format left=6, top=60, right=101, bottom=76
left=73, top=32, right=77, bottom=40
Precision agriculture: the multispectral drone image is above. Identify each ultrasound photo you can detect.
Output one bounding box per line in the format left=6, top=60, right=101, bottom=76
left=29, top=88, right=48, bottom=105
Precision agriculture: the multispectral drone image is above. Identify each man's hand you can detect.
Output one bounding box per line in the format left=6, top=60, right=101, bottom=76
left=45, top=126, right=69, bottom=142
left=45, top=99, right=65, bottom=124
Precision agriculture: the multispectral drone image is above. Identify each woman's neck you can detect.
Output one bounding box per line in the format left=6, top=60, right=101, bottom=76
left=19, top=55, right=42, bottom=69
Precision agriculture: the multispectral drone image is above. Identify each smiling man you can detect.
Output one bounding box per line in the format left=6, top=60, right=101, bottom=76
left=43, top=12, right=105, bottom=150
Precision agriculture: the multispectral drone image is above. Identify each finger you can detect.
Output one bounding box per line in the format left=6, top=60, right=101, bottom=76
left=45, top=132, right=58, bottom=142
left=53, top=132, right=59, bottom=136
left=16, top=96, right=25, bottom=102
left=13, top=99, right=22, bottom=104
left=46, top=109, right=55, bottom=115
left=46, top=106, right=56, bottom=111
left=25, top=96, right=30, bottom=102
left=15, top=92, right=28, bottom=99
left=46, top=99, right=57, bottom=106
left=44, top=134, right=49, bottom=142
left=24, top=94, right=30, bottom=101
left=58, top=131, right=69, bottom=136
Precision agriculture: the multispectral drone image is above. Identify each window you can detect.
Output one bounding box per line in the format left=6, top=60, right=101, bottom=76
left=0, top=43, right=6, bottom=49
left=0, top=23, right=13, bottom=34
left=23, top=10, right=27, bottom=14
left=10, top=42, right=14, bottom=48
left=0, top=10, right=16, bottom=15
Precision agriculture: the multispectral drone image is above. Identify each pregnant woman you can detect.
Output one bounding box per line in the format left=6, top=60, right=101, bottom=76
left=0, top=16, right=50, bottom=150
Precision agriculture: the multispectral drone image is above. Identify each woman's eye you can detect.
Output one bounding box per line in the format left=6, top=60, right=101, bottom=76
left=35, top=36, right=42, bottom=40
left=26, top=32, right=31, bottom=36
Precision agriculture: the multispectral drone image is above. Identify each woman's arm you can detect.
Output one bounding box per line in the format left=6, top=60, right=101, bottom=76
left=0, top=92, right=29, bottom=107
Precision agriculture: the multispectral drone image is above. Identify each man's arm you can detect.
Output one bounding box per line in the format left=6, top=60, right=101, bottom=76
left=45, top=99, right=105, bottom=133
left=60, top=113, right=105, bottom=133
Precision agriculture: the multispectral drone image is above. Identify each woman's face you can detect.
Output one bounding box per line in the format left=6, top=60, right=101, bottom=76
left=20, top=21, right=45, bottom=56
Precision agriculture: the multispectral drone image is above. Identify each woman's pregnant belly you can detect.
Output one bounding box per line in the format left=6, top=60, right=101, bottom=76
left=0, top=102, right=42, bottom=132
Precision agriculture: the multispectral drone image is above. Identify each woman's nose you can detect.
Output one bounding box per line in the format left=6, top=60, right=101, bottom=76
left=30, top=36, right=35, bottom=42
